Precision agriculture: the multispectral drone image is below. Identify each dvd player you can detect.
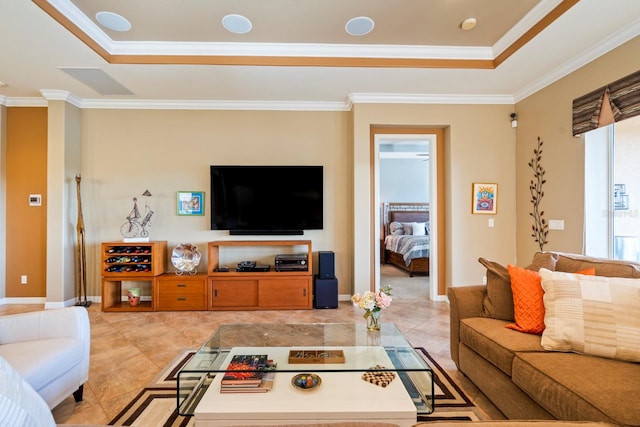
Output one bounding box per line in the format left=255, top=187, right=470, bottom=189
left=236, top=264, right=271, bottom=272
left=236, top=261, right=271, bottom=272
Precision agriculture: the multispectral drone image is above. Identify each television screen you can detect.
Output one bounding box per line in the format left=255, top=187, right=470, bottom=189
left=210, top=165, right=323, bottom=234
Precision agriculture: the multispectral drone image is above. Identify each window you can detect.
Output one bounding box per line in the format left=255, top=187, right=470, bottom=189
left=585, top=116, right=640, bottom=261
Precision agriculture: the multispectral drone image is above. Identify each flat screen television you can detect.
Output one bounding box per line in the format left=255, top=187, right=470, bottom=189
left=210, top=165, right=323, bottom=235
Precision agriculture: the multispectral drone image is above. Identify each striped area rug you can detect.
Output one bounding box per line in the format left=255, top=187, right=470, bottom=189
left=109, top=347, right=487, bottom=426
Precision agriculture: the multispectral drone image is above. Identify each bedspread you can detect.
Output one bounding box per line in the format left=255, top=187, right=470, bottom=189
left=384, top=235, right=430, bottom=266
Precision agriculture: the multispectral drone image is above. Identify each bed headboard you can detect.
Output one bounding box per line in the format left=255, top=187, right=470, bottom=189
left=384, top=210, right=430, bottom=238
left=388, top=210, right=429, bottom=225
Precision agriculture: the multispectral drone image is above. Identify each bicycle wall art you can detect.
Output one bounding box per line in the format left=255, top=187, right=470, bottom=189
left=120, top=190, right=154, bottom=240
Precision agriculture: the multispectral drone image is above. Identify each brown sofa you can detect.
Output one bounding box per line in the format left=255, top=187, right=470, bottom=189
left=448, top=252, right=640, bottom=426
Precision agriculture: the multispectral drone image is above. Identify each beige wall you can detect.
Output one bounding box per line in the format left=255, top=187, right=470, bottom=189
left=45, top=101, right=82, bottom=306
left=514, top=35, right=640, bottom=263
left=352, top=103, right=517, bottom=292
left=80, top=109, right=351, bottom=297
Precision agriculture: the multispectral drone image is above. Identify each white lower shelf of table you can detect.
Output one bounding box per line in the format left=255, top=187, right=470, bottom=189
left=194, top=346, right=418, bottom=426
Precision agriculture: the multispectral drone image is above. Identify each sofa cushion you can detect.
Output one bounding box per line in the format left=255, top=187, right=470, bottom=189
left=512, top=352, right=640, bottom=426
left=0, top=338, right=84, bottom=393
left=540, top=269, right=640, bottom=362
left=480, top=252, right=558, bottom=321
left=554, top=252, right=640, bottom=278
left=506, top=265, right=546, bottom=335
left=459, top=317, right=544, bottom=376
left=0, top=355, right=55, bottom=427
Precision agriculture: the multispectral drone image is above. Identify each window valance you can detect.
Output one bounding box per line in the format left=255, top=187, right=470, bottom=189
left=572, top=69, right=640, bottom=136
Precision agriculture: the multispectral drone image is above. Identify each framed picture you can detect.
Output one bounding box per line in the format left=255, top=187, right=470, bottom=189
left=177, top=191, right=204, bottom=216
left=472, top=183, right=497, bottom=214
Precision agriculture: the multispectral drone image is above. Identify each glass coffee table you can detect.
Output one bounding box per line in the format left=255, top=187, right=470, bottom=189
left=177, top=322, right=434, bottom=426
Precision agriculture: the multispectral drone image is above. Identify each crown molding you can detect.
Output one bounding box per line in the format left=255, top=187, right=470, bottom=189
left=514, top=16, right=640, bottom=102
left=110, top=41, right=494, bottom=61
left=40, top=90, right=83, bottom=107
left=348, top=93, right=515, bottom=105
left=1, top=92, right=517, bottom=110
left=492, top=0, right=565, bottom=56
left=2, top=97, right=48, bottom=107
left=79, top=98, right=350, bottom=111
left=48, top=0, right=114, bottom=49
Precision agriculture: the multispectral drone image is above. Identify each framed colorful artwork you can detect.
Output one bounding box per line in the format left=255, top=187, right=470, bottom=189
left=177, top=191, right=204, bottom=216
left=472, top=183, right=497, bottom=214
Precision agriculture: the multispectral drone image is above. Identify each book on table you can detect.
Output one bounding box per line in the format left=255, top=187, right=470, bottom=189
left=221, top=354, right=268, bottom=386
left=221, top=358, right=277, bottom=393
left=220, top=366, right=276, bottom=393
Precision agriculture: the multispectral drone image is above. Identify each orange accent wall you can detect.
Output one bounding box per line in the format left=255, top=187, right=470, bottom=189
left=6, top=107, right=48, bottom=297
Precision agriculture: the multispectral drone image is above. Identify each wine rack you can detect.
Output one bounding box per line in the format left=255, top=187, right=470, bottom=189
left=101, top=241, right=167, bottom=277
left=100, top=241, right=167, bottom=312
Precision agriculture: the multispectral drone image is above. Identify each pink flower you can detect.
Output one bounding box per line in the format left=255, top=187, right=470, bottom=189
left=351, top=285, right=392, bottom=312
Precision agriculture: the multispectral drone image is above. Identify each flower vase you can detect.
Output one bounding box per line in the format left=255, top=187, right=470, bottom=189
left=366, top=310, right=381, bottom=331
left=127, top=288, right=141, bottom=307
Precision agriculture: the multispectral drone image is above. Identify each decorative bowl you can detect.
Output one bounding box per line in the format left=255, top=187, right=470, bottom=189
left=291, top=373, right=321, bottom=390
left=171, top=243, right=201, bottom=275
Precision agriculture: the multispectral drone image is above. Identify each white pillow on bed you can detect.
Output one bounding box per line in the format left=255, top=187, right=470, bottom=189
left=412, top=222, right=427, bottom=236
left=389, top=222, right=404, bottom=235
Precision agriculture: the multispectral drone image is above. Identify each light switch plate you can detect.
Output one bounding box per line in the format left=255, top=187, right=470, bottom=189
left=549, top=219, right=564, bottom=230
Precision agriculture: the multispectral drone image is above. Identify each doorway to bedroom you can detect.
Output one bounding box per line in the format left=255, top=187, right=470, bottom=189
left=372, top=128, right=444, bottom=301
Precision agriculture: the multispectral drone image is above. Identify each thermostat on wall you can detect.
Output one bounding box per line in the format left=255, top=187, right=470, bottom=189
left=29, top=194, right=42, bottom=206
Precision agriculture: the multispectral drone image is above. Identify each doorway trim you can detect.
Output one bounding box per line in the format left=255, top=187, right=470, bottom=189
left=370, top=126, right=446, bottom=299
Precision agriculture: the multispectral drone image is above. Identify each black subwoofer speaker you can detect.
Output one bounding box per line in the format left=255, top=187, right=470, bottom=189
left=314, top=275, right=338, bottom=309
left=318, top=251, right=335, bottom=278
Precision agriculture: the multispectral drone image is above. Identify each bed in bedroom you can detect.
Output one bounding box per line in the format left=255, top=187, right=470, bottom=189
left=383, top=210, right=430, bottom=277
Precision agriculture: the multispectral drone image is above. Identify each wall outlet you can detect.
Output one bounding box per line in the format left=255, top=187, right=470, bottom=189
left=488, top=218, right=494, bottom=228
left=482, top=276, right=487, bottom=285
left=21, top=275, right=27, bottom=284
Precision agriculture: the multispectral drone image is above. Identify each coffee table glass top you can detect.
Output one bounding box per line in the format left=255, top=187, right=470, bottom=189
left=177, top=322, right=434, bottom=416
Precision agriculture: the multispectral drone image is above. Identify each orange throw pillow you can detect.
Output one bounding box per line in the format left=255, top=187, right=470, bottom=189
left=506, top=265, right=545, bottom=335
left=576, top=268, right=596, bottom=275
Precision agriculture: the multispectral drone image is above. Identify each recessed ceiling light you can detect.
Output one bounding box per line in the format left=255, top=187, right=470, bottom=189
left=461, top=17, right=477, bottom=31
left=222, top=14, right=252, bottom=34
left=96, top=11, right=131, bottom=32
left=345, top=16, right=374, bottom=36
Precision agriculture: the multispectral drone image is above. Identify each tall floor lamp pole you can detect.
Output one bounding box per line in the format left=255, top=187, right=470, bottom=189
left=75, top=174, right=91, bottom=307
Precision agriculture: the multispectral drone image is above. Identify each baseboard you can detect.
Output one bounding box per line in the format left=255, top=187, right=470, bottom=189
left=0, top=296, right=102, bottom=308
left=0, top=297, right=47, bottom=306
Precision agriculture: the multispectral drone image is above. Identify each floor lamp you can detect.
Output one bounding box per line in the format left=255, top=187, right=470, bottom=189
left=75, top=174, right=91, bottom=307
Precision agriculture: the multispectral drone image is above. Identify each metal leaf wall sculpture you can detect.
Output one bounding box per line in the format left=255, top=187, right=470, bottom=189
left=529, top=137, right=549, bottom=251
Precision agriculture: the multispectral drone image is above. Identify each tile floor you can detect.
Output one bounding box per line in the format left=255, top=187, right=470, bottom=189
left=1, top=296, right=505, bottom=425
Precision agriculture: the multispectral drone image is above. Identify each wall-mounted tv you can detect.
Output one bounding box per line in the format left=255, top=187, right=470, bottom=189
left=210, top=165, right=323, bottom=235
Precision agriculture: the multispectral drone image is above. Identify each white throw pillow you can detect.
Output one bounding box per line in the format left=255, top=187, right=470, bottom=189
left=539, top=268, right=640, bottom=362
left=0, top=356, right=55, bottom=427
left=412, top=222, right=427, bottom=236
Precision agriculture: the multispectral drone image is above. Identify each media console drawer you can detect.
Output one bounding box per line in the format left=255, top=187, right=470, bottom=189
left=156, top=273, right=207, bottom=311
